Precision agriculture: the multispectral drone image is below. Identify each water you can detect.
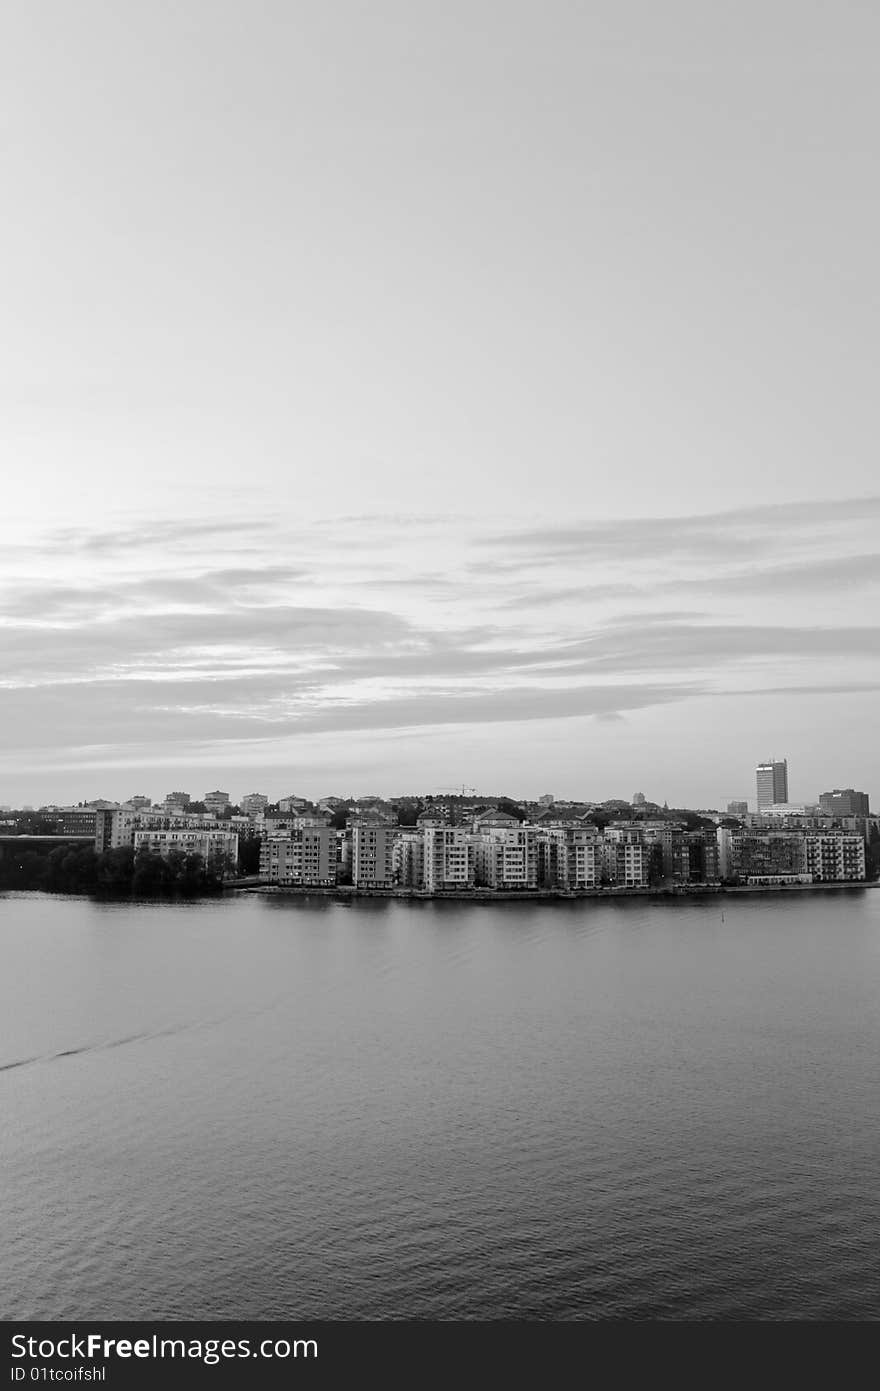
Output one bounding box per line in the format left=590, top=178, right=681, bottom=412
left=2, top=889, right=879, bottom=1320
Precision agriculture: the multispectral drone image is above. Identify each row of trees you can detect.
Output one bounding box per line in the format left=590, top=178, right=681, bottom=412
left=0, top=843, right=232, bottom=897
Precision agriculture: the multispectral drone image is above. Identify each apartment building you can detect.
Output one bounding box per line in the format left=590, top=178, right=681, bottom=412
left=422, top=824, right=474, bottom=890
left=471, top=825, right=537, bottom=889
left=535, top=825, right=603, bottom=889
left=602, top=826, right=648, bottom=888
left=802, top=832, right=865, bottom=882
left=393, top=830, right=425, bottom=888
left=132, top=827, right=239, bottom=872
left=351, top=822, right=396, bottom=888
left=260, top=824, right=336, bottom=886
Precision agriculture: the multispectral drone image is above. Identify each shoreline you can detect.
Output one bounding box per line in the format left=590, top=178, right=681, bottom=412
left=231, top=880, right=877, bottom=902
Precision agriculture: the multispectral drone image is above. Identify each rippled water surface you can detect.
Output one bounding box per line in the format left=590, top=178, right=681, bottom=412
left=2, top=890, right=879, bottom=1319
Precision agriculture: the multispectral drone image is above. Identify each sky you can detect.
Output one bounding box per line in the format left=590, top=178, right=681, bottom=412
left=1, top=2, right=878, bottom=808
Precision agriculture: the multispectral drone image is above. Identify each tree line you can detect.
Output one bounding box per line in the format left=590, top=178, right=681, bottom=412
left=0, top=842, right=233, bottom=898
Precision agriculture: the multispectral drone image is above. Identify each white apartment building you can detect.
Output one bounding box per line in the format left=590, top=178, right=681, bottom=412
left=260, top=825, right=336, bottom=885
left=802, top=832, right=865, bottom=882
left=422, top=824, right=474, bottom=891
left=132, top=827, right=239, bottom=872
left=471, top=825, right=537, bottom=889
left=352, top=823, right=396, bottom=888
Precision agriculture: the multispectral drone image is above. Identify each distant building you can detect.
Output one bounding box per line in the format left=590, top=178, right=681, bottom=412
left=56, top=810, right=97, bottom=836
left=204, top=790, right=230, bottom=814
left=164, top=791, right=191, bottom=808
left=129, top=795, right=152, bottom=811
left=727, top=801, right=748, bottom=817
left=632, top=792, right=646, bottom=807
left=756, top=760, right=788, bottom=811
left=240, top=793, right=269, bottom=817
left=819, top=789, right=870, bottom=817
left=539, top=793, right=555, bottom=806
left=278, top=794, right=311, bottom=813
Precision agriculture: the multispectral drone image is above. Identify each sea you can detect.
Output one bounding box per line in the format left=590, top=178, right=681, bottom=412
left=2, top=889, right=879, bottom=1320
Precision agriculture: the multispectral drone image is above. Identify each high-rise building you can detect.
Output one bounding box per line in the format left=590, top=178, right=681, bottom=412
left=422, top=824, right=474, bottom=890
left=756, top=759, right=788, bottom=811
left=818, top=789, right=870, bottom=817
left=727, top=800, right=748, bottom=817
left=351, top=822, right=396, bottom=888
left=204, top=790, right=230, bottom=814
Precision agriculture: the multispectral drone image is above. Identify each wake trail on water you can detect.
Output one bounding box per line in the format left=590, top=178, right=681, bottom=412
left=0, top=1011, right=243, bottom=1075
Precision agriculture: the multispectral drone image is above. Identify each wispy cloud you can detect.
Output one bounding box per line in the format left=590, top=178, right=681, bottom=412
left=2, top=497, right=878, bottom=782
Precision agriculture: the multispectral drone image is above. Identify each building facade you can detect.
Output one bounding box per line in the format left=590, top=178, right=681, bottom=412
left=260, top=825, right=336, bottom=885
left=422, top=824, right=474, bottom=890
left=351, top=823, right=396, bottom=888
left=818, top=789, right=870, bottom=817
left=756, top=760, right=788, bottom=811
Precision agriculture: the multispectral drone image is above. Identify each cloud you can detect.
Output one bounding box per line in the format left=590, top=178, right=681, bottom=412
left=2, top=499, right=878, bottom=784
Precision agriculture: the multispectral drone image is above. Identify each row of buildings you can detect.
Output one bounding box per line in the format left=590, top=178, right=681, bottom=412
left=94, top=808, right=241, bottom=869
left=260, top=812, right=869, bottom=890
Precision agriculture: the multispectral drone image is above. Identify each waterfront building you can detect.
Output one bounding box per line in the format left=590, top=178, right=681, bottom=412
left=717, top=827, right=804, bottom=882
left=260, top=824, right=336, bottom=886
left=802, top=832, right=866, bottom=882
left=422, top=824, right=474, bottom=890
left=351, top=822, right=396, bottom=888
left=471, top=824, right=537, bottom=889
left=535, top=825, right=603, bottom=889
left=393, top=830, right=425, bottom=888
left=602, top=826, right=649, bottom=888
left=133, top=827, right=238, bottom=872
left=756, top=760, right=788, bottom=811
